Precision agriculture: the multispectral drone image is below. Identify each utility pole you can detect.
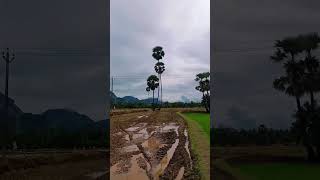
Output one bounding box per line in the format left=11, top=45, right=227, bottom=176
left=111, top=76, right=116, bottom=109
left=111, top=76, right=113, bottom=93
left=2, top=48, right=15, bottom=150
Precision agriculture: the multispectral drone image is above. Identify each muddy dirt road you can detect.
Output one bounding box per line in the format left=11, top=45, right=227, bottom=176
left=110, top=110, right=198, bottom=180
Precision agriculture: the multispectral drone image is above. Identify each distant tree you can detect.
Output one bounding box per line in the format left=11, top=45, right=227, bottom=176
left=195, top=72, right=210, bottom=113
left=147, top=75, right=159, bottom=110
left=152, top=46, right=165, bottom=108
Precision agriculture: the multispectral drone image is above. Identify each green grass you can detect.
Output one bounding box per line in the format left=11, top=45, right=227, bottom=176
left=182, top=112, right=210, bottom=137
left=234, top=162, right=320, bottom=180
left=178, top=112, right=210, bottom=180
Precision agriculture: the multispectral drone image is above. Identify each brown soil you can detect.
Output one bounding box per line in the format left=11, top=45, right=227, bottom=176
left=0, top=150, right=108, bottom=180
left=110, top=110, right=196, bottom=180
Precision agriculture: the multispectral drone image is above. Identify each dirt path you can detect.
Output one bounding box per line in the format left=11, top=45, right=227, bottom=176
left=110, top=110, right=198, bottom=179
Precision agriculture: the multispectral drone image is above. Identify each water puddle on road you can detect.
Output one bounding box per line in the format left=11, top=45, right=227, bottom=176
left=132, top=128, right=150, bottom=140
left=113, top=122, right=184, bottom=180
left=184, top=129, right=192, bottom=165
left=126, top=123, right=147, bottom=132
left=122, top=145, right=139, bottom=153
left=161, top=123, right=179, bottom=136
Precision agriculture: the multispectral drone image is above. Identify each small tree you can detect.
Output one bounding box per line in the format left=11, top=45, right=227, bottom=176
left=195, top=72, right=210, bottom=112
left=147, top=75, right=159, bottom=110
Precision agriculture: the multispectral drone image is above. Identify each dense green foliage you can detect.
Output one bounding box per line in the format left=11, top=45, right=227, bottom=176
left=195, top=72, right=210, bottom=113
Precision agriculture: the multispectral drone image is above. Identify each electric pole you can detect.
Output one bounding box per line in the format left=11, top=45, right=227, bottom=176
left=2, top=48, right=15, bottom=149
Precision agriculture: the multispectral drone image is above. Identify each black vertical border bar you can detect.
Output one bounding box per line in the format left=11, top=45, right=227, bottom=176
left=210, top=0, right=214, bottom=178
left=106, top=0, right=111, bottom=179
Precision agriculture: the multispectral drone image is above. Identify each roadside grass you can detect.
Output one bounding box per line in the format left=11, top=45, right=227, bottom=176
left=178, top=112, right=210, bottom=180
left=182, top=112, right=210, bottom=138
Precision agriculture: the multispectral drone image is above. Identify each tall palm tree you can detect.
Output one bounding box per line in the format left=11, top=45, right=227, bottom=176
left=271, top=35, right=315, bottom=161
left=297, top=33, right=320, bottom=110
left=147, top=75, right=159, bottom=110
left=154, top=61, right=165, bottom=107
left=152, top=46, right=165, bottom=107
left=271, top=36, right=304, bottom=111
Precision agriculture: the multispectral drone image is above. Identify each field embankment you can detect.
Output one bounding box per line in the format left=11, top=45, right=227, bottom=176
left=179, top=112, right=210, bottom=180
left=212, top=145, right=320, bottom=180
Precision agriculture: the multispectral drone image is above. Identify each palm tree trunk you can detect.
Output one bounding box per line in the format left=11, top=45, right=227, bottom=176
left=152, top=90, right=155, bottom=111
left=296, top=96, right=302, bottom=112
left=310, top=91, right=315, bottom=111
left=157, top=74, right=160, bottom=107
left=202, top=91, right=208, bottom=112
left=304, top=140, right=316, bottom=162
left=160, top=74, right=162, bottom=108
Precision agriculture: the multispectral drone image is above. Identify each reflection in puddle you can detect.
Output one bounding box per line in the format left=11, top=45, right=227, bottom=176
left=161, top=123, right=179, bottom=136
left=175, top=167, right=185, bottom=180
left=122, top=145, right=139, bottom=153
left=184, top=129, right=192, bottom=165
left=132, top=128, right=150, bottom=140
left=125, top=123, right=147, bottom=132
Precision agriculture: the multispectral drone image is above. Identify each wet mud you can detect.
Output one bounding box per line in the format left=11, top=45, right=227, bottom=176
left=110, top=111, right=196, bottom=180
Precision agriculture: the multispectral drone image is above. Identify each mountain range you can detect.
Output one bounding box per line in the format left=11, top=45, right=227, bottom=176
left=0, top=91, right=107, bottom=134
left=111, top=91, right=159, bottom=105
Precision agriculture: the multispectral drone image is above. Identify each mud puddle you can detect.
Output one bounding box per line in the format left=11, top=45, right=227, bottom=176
left=111, top=122, right=187, bottom=180
left=184, top=129, right=192, bottom=166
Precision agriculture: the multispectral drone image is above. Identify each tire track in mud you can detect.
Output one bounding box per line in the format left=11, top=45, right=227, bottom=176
left=110, top=111, right=195, bottom=180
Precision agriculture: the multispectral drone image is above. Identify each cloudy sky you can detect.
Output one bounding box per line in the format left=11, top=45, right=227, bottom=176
left=212, top=0, right=320, bottom=129
left=110, top=0, right=210, bottom=102
left=0, top=0, right=108, bottom=120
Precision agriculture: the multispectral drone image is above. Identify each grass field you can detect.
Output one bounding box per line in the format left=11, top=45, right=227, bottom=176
left=233, top=162, right=320, bottom=180
left=212, top=146, right=320, bottom=180
left=182, top=112, right=210, bottom=137
left=179, top=112, right=210, bottom=180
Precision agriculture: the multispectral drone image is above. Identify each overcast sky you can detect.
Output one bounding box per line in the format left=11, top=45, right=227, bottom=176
left=110, top=0, right=210, bottom=102
left=212, top=0, right=320, bottom=129
left=0, top=0, right=108, bottom=120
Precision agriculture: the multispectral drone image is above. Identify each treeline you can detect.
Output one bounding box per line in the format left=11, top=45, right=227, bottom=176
left=211, top=125, right=295, bottom=146
left=112, top=101, right=203, bottom=109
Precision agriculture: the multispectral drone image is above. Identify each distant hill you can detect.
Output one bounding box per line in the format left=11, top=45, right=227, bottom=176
left=0, top=92, right=23, bottom=119
left=110, top=92, right=159, bottom=105
left=17, top=108, right=107, bottom=133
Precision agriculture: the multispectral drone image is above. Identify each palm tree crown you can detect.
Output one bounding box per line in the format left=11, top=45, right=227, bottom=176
left=152, top=46, right=165, bottom=61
